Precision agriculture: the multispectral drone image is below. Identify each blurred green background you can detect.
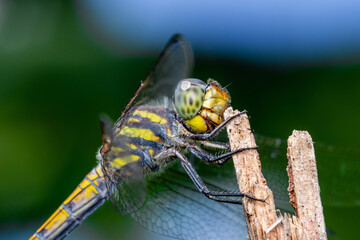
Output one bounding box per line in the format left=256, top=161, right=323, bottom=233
left=1, top=1, right=359, bottom=240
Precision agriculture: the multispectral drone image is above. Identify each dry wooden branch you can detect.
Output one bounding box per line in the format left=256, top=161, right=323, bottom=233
left=224, top=108, right=327, bottom=240
left=224, top=107, right=279, bottom=239
left=287, top=130, right=327, bottom=240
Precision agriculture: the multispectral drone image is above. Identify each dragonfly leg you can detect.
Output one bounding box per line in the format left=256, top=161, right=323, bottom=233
left=183, top=110, right=248, bottom=140
left=196, top=140, right=230, bottom=150
left=178, top=150, right=265, bottom=203
left=156, top=148, right=264, bottom=203
left=186, top=142, right=258, bottom=165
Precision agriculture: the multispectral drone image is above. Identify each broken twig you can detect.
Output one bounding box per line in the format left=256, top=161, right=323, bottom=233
left=224, top=108, right=326, bottom=240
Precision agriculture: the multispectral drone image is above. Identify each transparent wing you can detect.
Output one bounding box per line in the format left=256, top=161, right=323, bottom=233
left=255, top=134, right=360, bottom=208
left=101, top=117, right=146, bottom=215
left=105, top=33, right=193, bottom=216
left=193, top=132, right=360, bottom=210
left=104, top=161, right=146, bottom=215
left=128, top=132, right=360, bottom=240
left=310, top=140, right=360, bottom=207
left=131, top=163, right=248, bottom=240
left=255, top=135, right=293, bottom=212
left=126, top=135, right=294, bottom=240
left=140, top=34, right=193, bottom=104
left=116, top=34, right=193, bottom=128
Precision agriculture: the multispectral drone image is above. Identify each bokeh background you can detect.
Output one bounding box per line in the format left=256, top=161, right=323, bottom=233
left=1, top=1, right=359, bottom=239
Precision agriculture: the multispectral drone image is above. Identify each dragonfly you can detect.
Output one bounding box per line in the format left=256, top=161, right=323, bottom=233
left=29, top=34, right=359, bottom=240
left=29, top=34, right=262, bottom=240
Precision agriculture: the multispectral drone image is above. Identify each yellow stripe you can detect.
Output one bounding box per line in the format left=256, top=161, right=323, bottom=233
left=30, top=165, right=106, bottom=240
left=111, top=155, right=140, bottom=169
left=167, top=127, right=172, bottom=137
left=120, top=126, right=160, bottom=142
left=87, top=164, right=103, bottom=180
left=112, top=147, right=126, bottom=153
left=133, top=109, right=168, bottom=124
left=126, top=143, right=138, bottom=149
left=128, top=117, right=140, bottom=123
left=63, top=181, right=99, bottom=215
left=43, top=206, right=69, bottom=230
left=63, top=186, right=82, bottom=205
left=29, top=206, right=71, bottom=239
left=148, top=149, right=154, bottom=156
left=29, top=236, right=40, bottom=240
left=95, top=164, right=104, bottom=177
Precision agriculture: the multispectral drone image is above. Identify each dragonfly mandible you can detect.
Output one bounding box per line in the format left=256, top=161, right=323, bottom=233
left=29, top=34, right=267, bottom=240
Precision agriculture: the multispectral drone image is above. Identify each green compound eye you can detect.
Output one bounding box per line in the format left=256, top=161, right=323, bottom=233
left=174, top=79, right=206, bottom=119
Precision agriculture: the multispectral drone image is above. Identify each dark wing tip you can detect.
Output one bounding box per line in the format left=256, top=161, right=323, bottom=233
left=158, top=33, right=193, bottom=65
left=168, top=33, right=186, bottom=44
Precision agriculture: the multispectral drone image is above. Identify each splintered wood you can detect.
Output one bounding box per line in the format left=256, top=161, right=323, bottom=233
left=224, top=108, right=278, bottom=239
left=287, top=130, right=327, bottom=240
left=224, top=107, right=327, bottom=240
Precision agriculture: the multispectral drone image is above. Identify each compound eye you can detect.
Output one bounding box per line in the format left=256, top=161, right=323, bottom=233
left=174, top=78, right=206, bottom=119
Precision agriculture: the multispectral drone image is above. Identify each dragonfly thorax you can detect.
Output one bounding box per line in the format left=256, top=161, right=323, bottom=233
left=100, top=106, right=179, bottom=175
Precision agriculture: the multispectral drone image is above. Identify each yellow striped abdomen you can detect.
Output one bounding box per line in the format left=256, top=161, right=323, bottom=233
left=29, top=164, right=108, bottom=240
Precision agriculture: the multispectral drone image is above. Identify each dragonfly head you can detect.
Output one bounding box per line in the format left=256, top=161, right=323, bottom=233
left=174, top=78, right=230, bottom=133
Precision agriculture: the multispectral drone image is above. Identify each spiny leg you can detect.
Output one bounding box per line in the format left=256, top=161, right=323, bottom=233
left=183, top=110, right=248, bottom=141
left=197, top=140, right=230, bottom=150
left=154, top=148, right=265, bottom=203
left=184, top=142, right=258, bottom=165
